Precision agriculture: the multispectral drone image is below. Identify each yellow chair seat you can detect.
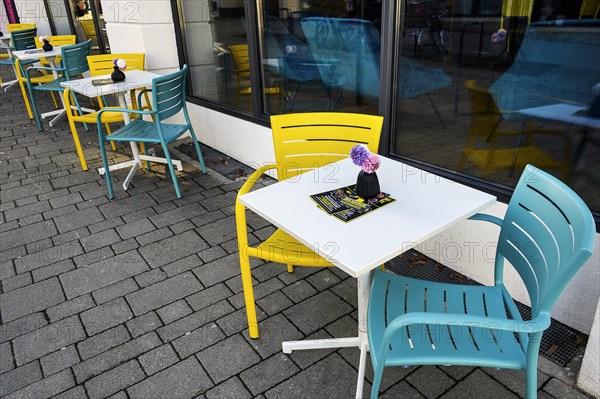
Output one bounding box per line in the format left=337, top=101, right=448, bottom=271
left=251, top=229, right=334, bottom=267
left=70, top=109, right=129, bottom=124
left=464, top=145, right=562, bottom=171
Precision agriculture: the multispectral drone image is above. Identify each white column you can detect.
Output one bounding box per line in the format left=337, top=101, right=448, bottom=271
left=577, top=297, right=600, bottom=398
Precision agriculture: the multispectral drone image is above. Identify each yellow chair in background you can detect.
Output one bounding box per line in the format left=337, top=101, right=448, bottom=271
left=15, top=58, right=59, bottom=119
left=235, top=112, right=383, bottom=339
left=7, top=23, right=36, bottom=33
left=79, top=19, right=98, bottom=50
left=35, top=35, right=76, bottom=67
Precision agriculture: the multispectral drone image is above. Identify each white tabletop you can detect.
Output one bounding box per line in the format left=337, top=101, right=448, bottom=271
left=0, top=34, right=10, bottom=41
left=60, top=70, right=160, bottom=98
left=518, top=103, right=600, bottom=129
left=239, top=157, right=496, bottom=278
left=13, top=46, right=63, bottom=60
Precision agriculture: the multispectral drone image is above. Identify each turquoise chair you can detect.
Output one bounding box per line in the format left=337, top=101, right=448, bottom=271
left=367, top=164, right=595, bottom=399
left=25, top=40, right=92, bottom=132
left=96, top=65, right=206, bottom=200
left=0, top=28, right=37, bottom=79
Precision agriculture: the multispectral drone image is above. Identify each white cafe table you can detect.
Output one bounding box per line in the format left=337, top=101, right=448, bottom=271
left=238, top=157, right=496, bottom=399
left=60, top=70, right=183, bottom=190
left=0, top=33, right=18, bottom=91
left=12, top=46, right=95, bottom=126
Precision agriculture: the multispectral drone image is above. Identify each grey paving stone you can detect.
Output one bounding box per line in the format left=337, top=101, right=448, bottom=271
left=126, top=272, right=201, bottom=315
left=197, top=245, right=228, bottom=264
left=542, top=378, right=590, bottom=399
left=229, top=278, right=285, bottom=310
left=85, top=360, right=146, bottom=399
left=157, top=301, right=234, bottom=342
left=205, top=377, right=252, bottom=399
left=43, top=204, right=78, bottom=222
left=1, top=220, right=57, bottom=251
left=0, top=277, right=65, bottom=322
left=115, top=217, right=155, bottom=240
left=72, top=246, right=115, bottom=268
left=287, top=329, right=336, bottom=369
left=13, top=315, right=86, bottom=366
left=265, top=353, right=370, bottom=399
left=186, top=283, right=232, bottom=312
left=190, top=209, right=226, bottom=227
left=0, top=360, right=43, bottom=396
left=439, top=369, right=519, bottom=399
left=169, top=219, right=196, bottom=234
left=112, top=237, right=140, bottom=254
left=92, top=278, right=139, bottom=305
left=197, top=334, right=260, bottom=384
left=128, top=356, right=213, bottom=399
left=0, top=181, right=53, bottom=202
left=4, top=368, right=76, bottom=399
left=380, top=381, right=425, bottom=399
left=51, top=385, right=88, bottom=399
left=172, top=322, right=225, bottom=359
left=49, top=192, right=84, bottom=209
left=121, top=206, right=157, bottom=224
left=193, top=253, right=242, bottom=288
left=281, top=279, right=319, bottom=303
left=40, top=345, right=80, bottom=377
left=195, top=215, right=237, bottom=246
left=157, top=299, right=193, bottom=325
left=217, top=307, right=268, bottom=337
left=126, top=311, right=163, bottom=338
left=46, top=294, right=95, bottom=323
left=0, top=312, right=48, bottom=344
left=54, top=207, right=105, bottom=233
left=140, top=230, right=208, bottom=269
left=138, top=344, right=179, bottom=375
left=485, top=367, right=549, bottom=398
left=80, top=297, right=133, bottom=336
left=52, top=227, right=90, bottom=247
left=19, top=213, right=44, bottom=227
left=306, top=268, right=342, bottom=291
left=161, top=254, right=203, bottom=277
left=4, top=200, right=51, bottom=221
left=98, top=193, right=157, bottom=219
left=242, top=314, right=303, bottom=359
left=77, top=325, right=131, bottom=360
left=438, top=365, right=475, bottom=381
left=80, top=229, right=121, bottom=252
left=0, top=341, right=14, bottom=374
left=406, top=365, right=457, bottom=398
left=0, top=260, right=16, bottom=281
left=284, top=290, right=354, bottom=335
left=149, top=202, right=207, bottom=229
left=199, top=191, right=236, bottom=212
left=1, top=271, right=32, bottom=292
left=31, top=259, right=75, bottom=283
left=88, top=217, right=124, bottom=235
left=135, top=226, right=173, bottom=247
left=256, top=291, right=293, bottom=316
left=73, top=332, right=161, bottom=383
left=60, top=250, right=148, bottom=299
left=241, top=353, right=300, bottom=395
left=14, top=241, right=84, bottom=274
left=134, top=268, right=167, bottom=287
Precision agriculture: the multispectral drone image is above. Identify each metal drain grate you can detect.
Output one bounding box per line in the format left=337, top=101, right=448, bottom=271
left=385, top=249, right=588, bottom=367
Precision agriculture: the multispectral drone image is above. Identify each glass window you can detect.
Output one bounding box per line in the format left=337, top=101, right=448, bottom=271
left=67, top=0, right=110, bottom=53
left=392, top=0, right=600, bottom=212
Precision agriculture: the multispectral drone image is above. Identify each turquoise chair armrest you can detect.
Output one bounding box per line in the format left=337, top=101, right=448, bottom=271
left=25, top=65, right=65, bottom=80
left=468, top=212, right=503, bottom=226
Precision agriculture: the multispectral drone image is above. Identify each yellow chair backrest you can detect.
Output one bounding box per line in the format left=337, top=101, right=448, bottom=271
left=229, top=44, right=251, bottom=80
left=87, top=53, right=145, bottom=77
left=80, top=19, right=97, bottom=41
left=270, top=112, right=383, bottom=181
left=7, top=23, right=36, bottom=33
left=464, top=80, right=503, bottom=139
left=580, top=0, right=600, bottom=18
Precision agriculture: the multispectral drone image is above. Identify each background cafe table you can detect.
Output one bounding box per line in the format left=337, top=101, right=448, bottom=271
left=0, top=33, right=18, bottom=91
left=60, top=70, right=184, bottom=190
left=238, top=157, right=496, bottom=399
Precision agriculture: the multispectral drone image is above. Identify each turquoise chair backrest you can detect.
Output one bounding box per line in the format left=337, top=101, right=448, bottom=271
left=61, top=40, right=92, bottom=80
left=11, top=28, right=37, bottom=51
left=152, top=64, right=188, bottom=121
left=496, top=165, right=595, bottom=317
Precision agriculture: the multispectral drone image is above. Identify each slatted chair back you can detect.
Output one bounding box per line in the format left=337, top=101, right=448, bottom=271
left=7, top=23, right=36, bottom=32
left=270, top=112, right=383, bottom=181
left=35, top=35, right=76, bottom=65
left=152, top=64, right=187, bottom=122
left=11, top=28, right=37, bottom=51
left=61, top=40, right=92, bottom=79
left=495, top=165, right=595, bottom=317
left=87, top=53, right=145, bottom=76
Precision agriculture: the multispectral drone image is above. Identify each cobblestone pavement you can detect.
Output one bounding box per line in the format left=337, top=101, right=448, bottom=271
left=0, top=66, right=594, bottom=399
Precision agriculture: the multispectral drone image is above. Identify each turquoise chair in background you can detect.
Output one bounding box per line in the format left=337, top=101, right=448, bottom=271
left=367, top=164, right=595, bottom=399
left=96, top=64, right=206, bottom=200
left=0, top=27, right=37, bottom=84
left=25, top=40, right=92, bottom=132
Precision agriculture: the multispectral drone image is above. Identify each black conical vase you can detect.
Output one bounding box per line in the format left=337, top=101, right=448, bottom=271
left=111, top=65, right=126, bottom=82
left=42, top=41, right=53, bottom=52
left=356, top=170, right=380, bottom=199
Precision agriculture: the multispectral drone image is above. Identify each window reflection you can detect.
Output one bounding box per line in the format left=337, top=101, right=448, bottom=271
left=69, top=0, right=108, bottom=53
left=393, top=0, right=600, bottom=211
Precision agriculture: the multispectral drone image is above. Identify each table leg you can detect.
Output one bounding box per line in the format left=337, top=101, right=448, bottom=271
left=281, top=271, right=372, bottom=399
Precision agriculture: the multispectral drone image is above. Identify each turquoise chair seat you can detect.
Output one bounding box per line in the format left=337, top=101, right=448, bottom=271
left=104, top=119, right=190, bottom=144
left=367, top=164, right=596, bottom=399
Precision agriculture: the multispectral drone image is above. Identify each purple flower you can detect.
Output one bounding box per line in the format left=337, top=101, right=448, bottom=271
left=350, top=144, right=369, bottom=166
left=491, top=29, right=507, bottom=43
left=361, top=153, right=380, bottom=174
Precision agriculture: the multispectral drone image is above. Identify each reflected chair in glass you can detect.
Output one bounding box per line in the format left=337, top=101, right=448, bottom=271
left=25, top=40, right=93, bottom=132
left=235, top=112, right=383, bottom=339
left=229, top=44, right=280, bottom=110
left=96, top=64, right=206, bottom=199
left=457, top=80, right=570, bottom=179
left=367, top=164, right=595, bottom=399
left=79, top=19, right=99, bottom=50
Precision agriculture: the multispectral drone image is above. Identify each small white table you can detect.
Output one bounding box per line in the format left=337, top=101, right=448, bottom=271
left=239, top=157, right=496, bottom=399
left=0, top=33, right=18, bottom=91
left=60, top=70, right=183, bottom=190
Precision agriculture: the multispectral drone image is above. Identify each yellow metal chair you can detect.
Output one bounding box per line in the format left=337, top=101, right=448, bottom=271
left=457, top=80, right=570, bottom=179
left=79, top=19, right=99, bottom=50
left=7, top=23, right=36, bottom=33
left=15, top=58, right=59, bottom=120
left=236, top=112, right=383, bottom=339
left=62, top=53, right=148, bottom=171
left=229, top=44, right=280, bottom=110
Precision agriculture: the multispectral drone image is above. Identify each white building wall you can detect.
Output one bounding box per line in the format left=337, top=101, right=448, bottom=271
left=12, top=0, right=52, bottom=35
